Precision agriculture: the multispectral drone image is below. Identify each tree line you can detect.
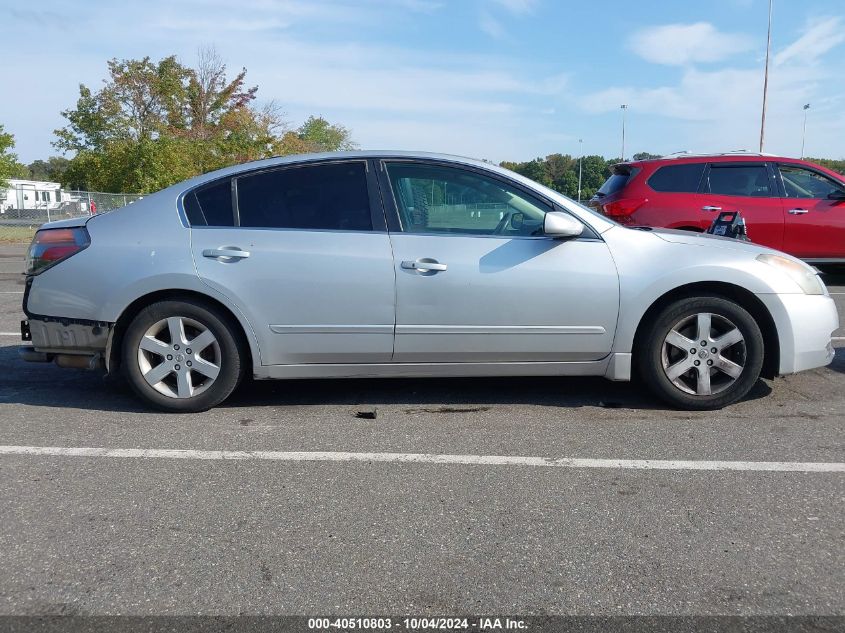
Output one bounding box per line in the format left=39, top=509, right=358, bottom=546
left=1, top=49, right=843, bottom=196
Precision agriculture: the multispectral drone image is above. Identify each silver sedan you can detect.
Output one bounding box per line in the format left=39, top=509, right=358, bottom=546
left=19, top=151, right=839, bottom=412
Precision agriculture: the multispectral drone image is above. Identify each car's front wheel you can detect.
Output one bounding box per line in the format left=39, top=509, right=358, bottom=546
left=637, top=296, right=764, bottom=410
left=122, top=299, right=244, bottom=412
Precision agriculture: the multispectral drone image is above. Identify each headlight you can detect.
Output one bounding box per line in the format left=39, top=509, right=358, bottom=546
left=756, top=254, right=825, bottom=295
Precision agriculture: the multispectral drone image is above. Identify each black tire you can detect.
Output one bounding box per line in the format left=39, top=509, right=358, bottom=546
left=636, top=295, right=764, bottom=410
left=122, top=299, right=244, bottom=412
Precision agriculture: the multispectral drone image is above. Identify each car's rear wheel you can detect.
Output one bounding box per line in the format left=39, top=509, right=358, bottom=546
left=122, top=300, right=244, bottom=412
left=637, top=296, right=764, bottom=410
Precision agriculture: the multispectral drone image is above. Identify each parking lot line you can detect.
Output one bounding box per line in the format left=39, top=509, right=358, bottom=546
left=0, top=445, right=842, bottom=473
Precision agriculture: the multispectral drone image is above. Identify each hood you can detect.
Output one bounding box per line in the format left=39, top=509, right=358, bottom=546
left=648, top=227, right=782, bottom=257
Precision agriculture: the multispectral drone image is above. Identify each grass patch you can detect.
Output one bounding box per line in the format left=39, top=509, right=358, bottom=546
left=0, top=226, right=37, bottom=244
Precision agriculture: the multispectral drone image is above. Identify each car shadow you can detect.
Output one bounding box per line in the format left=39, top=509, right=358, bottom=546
left=1, top=344, right=772, bottom=414
left=826, top=346, right=845, bottom=375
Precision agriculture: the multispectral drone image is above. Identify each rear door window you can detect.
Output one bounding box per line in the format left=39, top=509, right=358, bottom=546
left=236, top=162, right=372, bottom=231
left=647, top=163, right=706, bottom=192
left=705, top=164, right=772, bottom=197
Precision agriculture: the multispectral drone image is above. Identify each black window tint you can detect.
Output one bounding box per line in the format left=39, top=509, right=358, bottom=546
left=647, top=163, right=705, bottom=193
left=706, top=165, right=772, bottom=197
left=185, top=180, right=234, bottom=226
left=597, top=167, right=640, bottom=196
left=237, top=162, right=371, bottom=231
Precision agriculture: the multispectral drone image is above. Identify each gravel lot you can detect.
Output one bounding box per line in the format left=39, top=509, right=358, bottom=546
left=0, top=244, right=843, bottom=617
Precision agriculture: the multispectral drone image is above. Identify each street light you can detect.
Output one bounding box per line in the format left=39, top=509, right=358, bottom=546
left=759, top=0, right=773, bottom=152
left=801, top=103, right=810, bottom=158
left=577, top=138, right=583, bottom=203
left=620, top=104, right=628, bottom=161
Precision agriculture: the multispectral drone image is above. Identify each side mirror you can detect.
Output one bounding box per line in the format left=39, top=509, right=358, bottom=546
left=544, top=211, right=584, bottom=238
left=827, top=190, right=845, bottom=201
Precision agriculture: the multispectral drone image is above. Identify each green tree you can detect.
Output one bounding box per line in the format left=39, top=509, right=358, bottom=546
left=26, top=156, right=70, bottom=182
left=632, top=152, right=661, bottom=161
left=54, top=52, right=357, bottom=193
left=296, top=116, right=357, bottom=152
left=806, top=157, right=845, bottom=176
left=0, top=125, right=27, bottom=188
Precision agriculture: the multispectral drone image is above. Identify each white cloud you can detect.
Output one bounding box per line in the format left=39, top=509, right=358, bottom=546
left=582, top=17, right=845, bottom=157
left=629, top=22, right=754, bottom=66
left=775, top=16, right=845, bottom=66
left=479, top=12, right=507, bottom=39
left=490, top=0, right=538, bottom=14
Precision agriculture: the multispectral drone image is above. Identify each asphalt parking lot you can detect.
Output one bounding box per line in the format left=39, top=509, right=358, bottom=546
left=0, top=244, right=843, bottom=617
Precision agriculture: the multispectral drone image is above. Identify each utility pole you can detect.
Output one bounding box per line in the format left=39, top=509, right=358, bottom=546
left=801, top=103, right=810, bottom=158
left=759, top=0, right=773, bottom=153
left=578, top=138, right=583, bottom=203
left=620, top=104, right=628, bottom=160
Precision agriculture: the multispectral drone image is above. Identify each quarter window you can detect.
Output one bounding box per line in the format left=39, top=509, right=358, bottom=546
left=385, top=162, right=550, bottom=236
left=236, top=162, right=371, bottom=231
left=647, top=163, right=705, bottom=193
left=184, top=179, right=235, bottom=227
left=780, top=165, right=845, bottom=199
left=706, top=164, right=772, bottom=197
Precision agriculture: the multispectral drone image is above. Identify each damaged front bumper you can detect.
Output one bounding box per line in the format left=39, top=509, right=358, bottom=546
left=19, top=317, right=112, bottom=370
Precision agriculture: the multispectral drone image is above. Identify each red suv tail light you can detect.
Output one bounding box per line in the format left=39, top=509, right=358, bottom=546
left=602, top=198, right=648, bottom=225
left=25, top=227, right=90, bottom=276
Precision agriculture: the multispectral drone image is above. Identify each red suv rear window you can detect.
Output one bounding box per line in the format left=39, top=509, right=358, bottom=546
left=597, top=166, right=640, bottom=196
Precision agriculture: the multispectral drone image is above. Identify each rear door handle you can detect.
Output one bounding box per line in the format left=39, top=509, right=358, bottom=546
left=702, top=206, right=722, bottom=212
left=401, top=259, right=447, bottom=272
left=202, top=247, right=251, bottom=259
left=788, top=208, right=809, bottom=215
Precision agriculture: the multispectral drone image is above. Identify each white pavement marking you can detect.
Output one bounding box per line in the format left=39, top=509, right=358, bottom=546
left=0, top=332, right=20, bottom=336
left=0, top=291, right=24, bottom=293
left=0, top=445, right=842, bottom=473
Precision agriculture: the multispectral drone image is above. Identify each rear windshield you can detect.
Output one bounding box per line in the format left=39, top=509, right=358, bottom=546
left=597, top=166, right=640, bottom=196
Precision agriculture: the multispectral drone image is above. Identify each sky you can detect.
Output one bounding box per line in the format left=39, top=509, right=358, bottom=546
left=1, top=0, right=844, bottom=164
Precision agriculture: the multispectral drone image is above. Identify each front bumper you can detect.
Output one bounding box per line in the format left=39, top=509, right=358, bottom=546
left=756, top=293, right=839, bottom=375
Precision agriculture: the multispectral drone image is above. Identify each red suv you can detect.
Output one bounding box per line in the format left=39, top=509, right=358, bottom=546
left=590, top=153, right=845, bottom=267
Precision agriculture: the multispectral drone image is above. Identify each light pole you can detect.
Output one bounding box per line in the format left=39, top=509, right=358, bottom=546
left=759, top=0, right=773, bottom=152
left=577, top=138, right=583, bottom=203
left=801, top=103, right=810, bottom=158
left=620, top=104, right=628, bottom=160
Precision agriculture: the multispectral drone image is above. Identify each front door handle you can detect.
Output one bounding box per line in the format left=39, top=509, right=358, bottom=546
left=401, top=259, right=447, bottom=273
left=702, top=206, right=722, bottom=212
left=202, top=247, right=251, bottom=259
left=788, top=208, right=809, bottom=215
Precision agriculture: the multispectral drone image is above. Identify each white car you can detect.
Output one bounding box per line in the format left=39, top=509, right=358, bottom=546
left=19, top=152, right=838, bottom=412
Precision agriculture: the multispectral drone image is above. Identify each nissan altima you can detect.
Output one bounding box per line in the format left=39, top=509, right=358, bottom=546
left=19, top=151, right=838, bottom=412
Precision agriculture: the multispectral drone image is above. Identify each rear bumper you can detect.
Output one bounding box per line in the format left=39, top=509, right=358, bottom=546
left=756, top=293, right=839, bottom=375
left=19, top=317, right=111, bottom=370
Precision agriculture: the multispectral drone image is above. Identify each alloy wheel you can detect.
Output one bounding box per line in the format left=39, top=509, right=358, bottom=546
left=136, top=316, right=221, bottom=399
left=660, top=312, right=746, bottom=396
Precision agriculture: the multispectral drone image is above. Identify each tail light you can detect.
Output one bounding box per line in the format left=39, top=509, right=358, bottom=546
left=25, top=227, right=90, bottom=276
left=601, top=198, right=648, bottom=225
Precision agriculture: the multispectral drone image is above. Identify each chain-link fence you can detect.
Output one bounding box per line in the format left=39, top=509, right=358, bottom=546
left=0, top=184, right=144, bottom=243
